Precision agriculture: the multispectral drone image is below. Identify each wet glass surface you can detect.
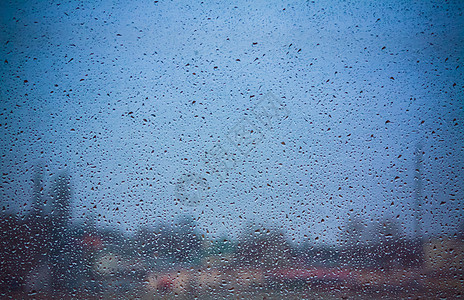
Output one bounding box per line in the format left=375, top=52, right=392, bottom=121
left=1, top=0, right=463, bottom=298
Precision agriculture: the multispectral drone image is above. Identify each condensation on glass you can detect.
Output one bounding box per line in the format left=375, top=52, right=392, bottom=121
left=0, top=0, right=463, bottom=299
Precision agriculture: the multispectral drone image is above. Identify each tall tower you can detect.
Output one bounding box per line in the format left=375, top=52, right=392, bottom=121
left=31, top=163, right=45, bottom=217
left=413, top=143, right=423, bottom=240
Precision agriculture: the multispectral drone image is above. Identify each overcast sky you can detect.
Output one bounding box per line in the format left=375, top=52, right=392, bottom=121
left=1, top=0, right=463, bottom=244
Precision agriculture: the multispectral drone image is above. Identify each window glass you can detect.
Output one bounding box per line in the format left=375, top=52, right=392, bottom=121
left=1, top=0, right=463, bottom=298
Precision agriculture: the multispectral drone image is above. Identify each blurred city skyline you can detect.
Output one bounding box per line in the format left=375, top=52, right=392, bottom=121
left=1, top=0, right=463, bottom=298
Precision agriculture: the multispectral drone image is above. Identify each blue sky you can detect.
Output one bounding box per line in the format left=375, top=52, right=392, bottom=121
left=1, top=0, right=463, bottom=244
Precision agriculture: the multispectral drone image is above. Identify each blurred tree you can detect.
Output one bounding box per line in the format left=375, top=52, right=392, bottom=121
left=134, top=225, right=157, bottom=258
left=338, top=216, right=370, bottom=267
left=147, top=217, right=202, bottom=264
left=377, top=219, right=401, bottom=242
left=174, top=215, right=202, bottom=263
left=458, top=221, right=464, bottom=241
left=374, top=218, right=403, bottom=269
left=340, top=215, right=365, bottom=248
left=236, top=225, right=296, bottom=269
